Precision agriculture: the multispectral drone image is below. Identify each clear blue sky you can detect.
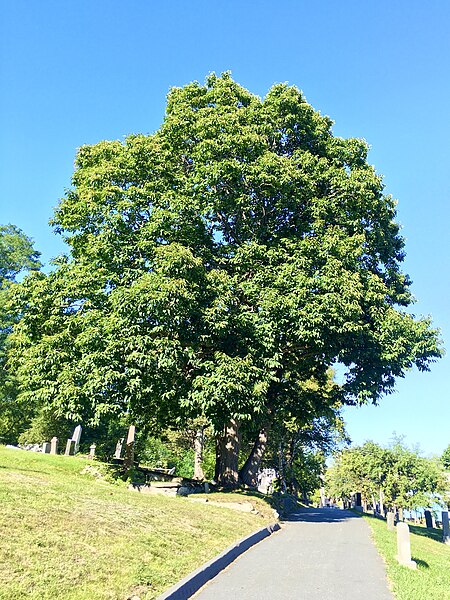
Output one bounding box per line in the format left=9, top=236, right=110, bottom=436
left=1, top=0, right=449, bottom=456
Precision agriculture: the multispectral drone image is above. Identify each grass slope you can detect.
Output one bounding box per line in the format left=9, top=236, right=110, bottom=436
left=363, top=514, right=450, bottom=600
left=0, top=446, right=273, bottom=600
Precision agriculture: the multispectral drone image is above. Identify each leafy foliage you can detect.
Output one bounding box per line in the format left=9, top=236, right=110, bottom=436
left=326, top=439, right=447, bottom=511
left=0, top=225, right=41, bottom=443
left=4, top=75, right=442, bottom=481
left=441, top=443, right=450, bottom=470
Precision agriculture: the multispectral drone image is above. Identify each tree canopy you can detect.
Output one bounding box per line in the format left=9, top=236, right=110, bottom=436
left=326, top=439, right=447, bottom=512
left=5, top=73, right=442, bottom=482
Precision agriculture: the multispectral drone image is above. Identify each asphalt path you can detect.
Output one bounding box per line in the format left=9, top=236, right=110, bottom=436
left=194, top=507, right=393, bottom=600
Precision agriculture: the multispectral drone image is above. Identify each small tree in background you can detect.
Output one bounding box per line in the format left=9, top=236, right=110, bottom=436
left=442, top=444, right=450, bottom=470
left=0, top=225, right=41, bottom=443
left=326, top=439, right=447, bottom=514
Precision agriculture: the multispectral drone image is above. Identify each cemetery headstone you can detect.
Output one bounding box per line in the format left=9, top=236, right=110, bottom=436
left=396, top=522, right=417, bottom=569
left=71, top=424, right=82, bottom=453
left=50, top=437, right=58, bottom=455
left=114, top=438, right=124, bottom=459
left=42, top=442, right=50, bottom=453
left=204, top=482, right=210, bottom=494
left=387, top=511, right=395, bottom=531
left=424, top=509, right=433, bottom=529
left=65, top=439, right=76, bottom=456
left=442, top=510, right=450, bottom=545
left=88, top=443, right=96, bottom=459
left=257, top=468, right=277, bottom=495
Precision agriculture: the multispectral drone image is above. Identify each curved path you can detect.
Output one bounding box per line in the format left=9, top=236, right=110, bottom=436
left=194, top=507, right=393, bottom=600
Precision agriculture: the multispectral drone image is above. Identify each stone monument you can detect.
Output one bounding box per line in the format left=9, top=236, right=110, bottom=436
left=50, top=436, right=58, bottom=455
left=424, top=509, right=433, bottom=529
left=71, top=425, right=82, bottom=453
left=387, top=511, right=395, bottom=531
left=114, top=438, right=124, bottom=459
left=442, top=510, right=450, bottom=545
left=65, top=439, right=76, bottom=456
left=396, top=522, right=417, bottom=569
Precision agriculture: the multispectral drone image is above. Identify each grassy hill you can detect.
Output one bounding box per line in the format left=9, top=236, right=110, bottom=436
left=0, top=446, right=274, bottom=600
left=363, top=513, right=450, bottom=600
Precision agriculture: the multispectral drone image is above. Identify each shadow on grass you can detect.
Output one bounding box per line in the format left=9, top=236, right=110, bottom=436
left=413, top=558, right=430, bottom=569
left=363, top=512, right=444, bottom=544
left=0, top=464, right=44, bottom=474
left=409, top=523, right=443, bottom=543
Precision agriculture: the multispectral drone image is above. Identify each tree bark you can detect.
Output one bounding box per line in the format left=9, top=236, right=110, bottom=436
left=238, top=424, right=271, bottom=487
left=193, top=428, right=205, bottom=480
left=215, top=419, right=241, bottom=487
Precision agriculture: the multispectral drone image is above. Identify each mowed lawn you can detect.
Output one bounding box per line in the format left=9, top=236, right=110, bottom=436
left=363, top=513, right=450, bottom=600
left=0, top=446, right=273, bottom=600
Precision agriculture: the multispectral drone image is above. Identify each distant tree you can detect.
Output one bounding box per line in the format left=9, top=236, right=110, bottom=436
left=326, top=439, right=447, bottom=513
left=326, top=442, right=388, bottom=509
left=442, top=444, right=450, bottom=470
left=6, top=74, right=443, bottom=483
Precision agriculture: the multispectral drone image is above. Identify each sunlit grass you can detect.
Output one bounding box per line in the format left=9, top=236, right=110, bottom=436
left=0, top=446, right=273, bottom=600
left=363, top=513, right=450, bottom=600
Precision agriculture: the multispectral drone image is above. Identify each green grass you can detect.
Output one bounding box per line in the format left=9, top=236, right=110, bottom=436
left=363, top=513, right=450, bottom=600
left=0, top=446, right=274, bottom=600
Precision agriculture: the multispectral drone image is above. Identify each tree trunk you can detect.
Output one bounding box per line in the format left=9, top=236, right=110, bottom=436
left=215, top=419, right=241, bottom=487
left=278, top=441, right=287, bottom=493
left=193, top=428, right=205, bottom=480
left=238, top=424, right=271, bottom=487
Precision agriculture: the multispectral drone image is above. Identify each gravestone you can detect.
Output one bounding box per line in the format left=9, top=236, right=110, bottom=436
left=88, top=443, right=96, bottom=459
left=257, top=468, right=277, bottom=495
left=204, top=482, right=210, bottom=494
left=387, top=511, right=395, bottom=531
left=123, top=425, right=136, bottom=470
left=71, top=425, right=82, bottom=453
left=424, top=509, right=433, bottom=528
left=442, top=511, right=450, bottom=545
left=396, top=522, right=417, bottom=569
left=42, top=442, right=50, bottom=453
left=50, top=437, right=58, bottom=455
left=114, top=438, right=124, bottom=459
left=65, top=439, right=76, bottom=456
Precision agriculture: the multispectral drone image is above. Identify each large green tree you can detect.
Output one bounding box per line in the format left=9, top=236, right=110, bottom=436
left=7, top=74, right=442, bottom=482
left=0, top=225, right=41, bottom=442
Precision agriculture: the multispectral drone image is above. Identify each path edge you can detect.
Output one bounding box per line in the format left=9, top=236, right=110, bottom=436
left=157, top=521, right=281, bottom=600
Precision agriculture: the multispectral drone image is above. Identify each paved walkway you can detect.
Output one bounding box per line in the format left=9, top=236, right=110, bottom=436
left=194, top=507, right=393, bottom=600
